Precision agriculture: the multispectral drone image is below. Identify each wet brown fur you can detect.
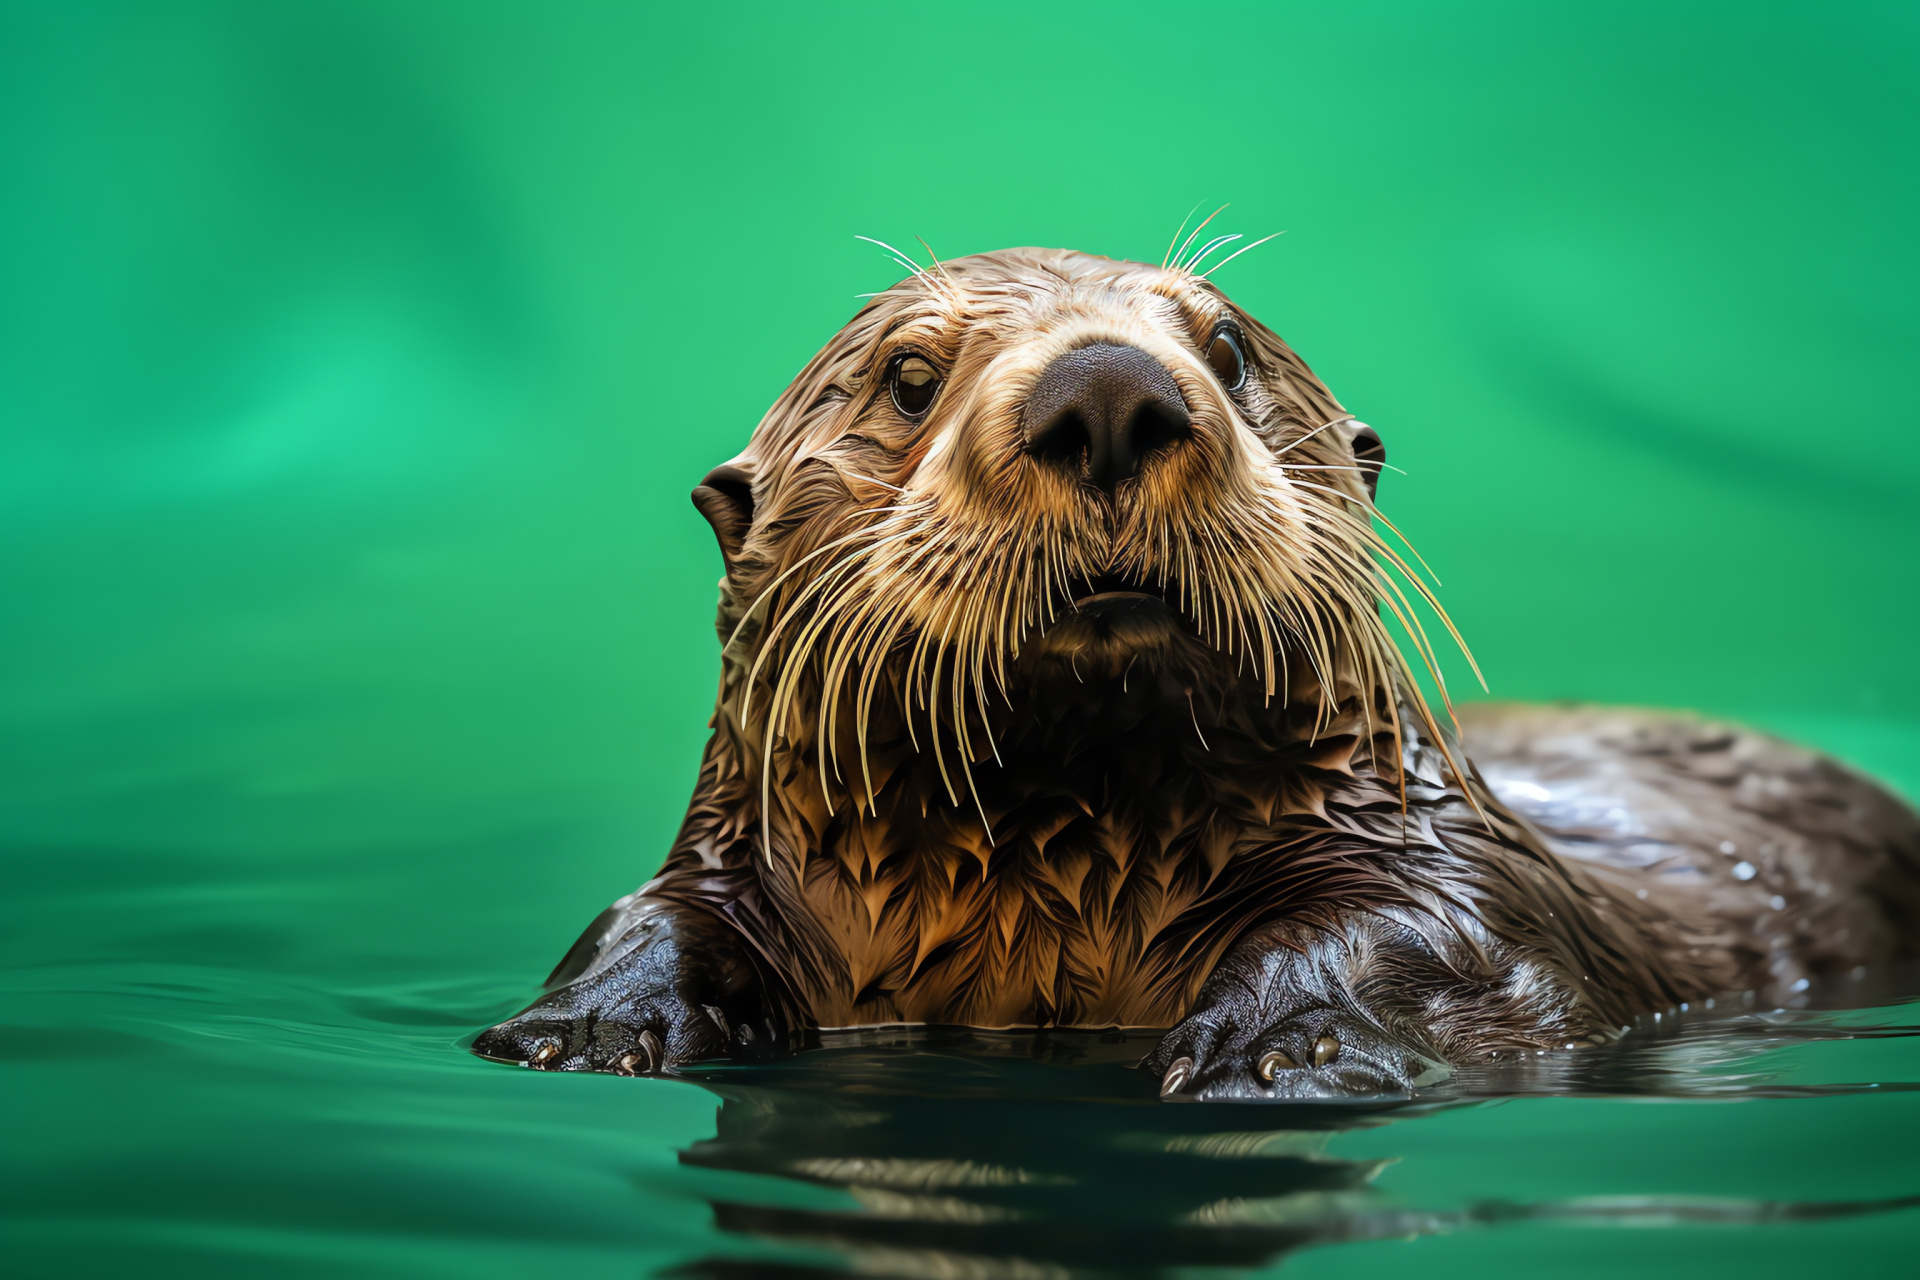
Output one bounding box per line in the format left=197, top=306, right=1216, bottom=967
left=593, top=246, right=1920, bottom=1056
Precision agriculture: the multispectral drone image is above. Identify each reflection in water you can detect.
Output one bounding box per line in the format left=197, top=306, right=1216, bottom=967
left=670, top=1031, right=1418, bottom=1278
left=660, top=984, right=1920, bottom=1279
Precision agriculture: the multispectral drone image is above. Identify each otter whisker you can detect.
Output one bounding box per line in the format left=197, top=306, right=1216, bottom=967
left=1161, top=200, right=1207, bottom=269
left=962, top=570, right=1007, bottom=765
left=746, top=567, right=868, bottom=742
left=841, top=470, right=908, bottom=493
left=1220, top=507, right=1338, bottom=713
left=741, top=533, right=890, bottom=727
left=1183, top=233, right=1243, bottom=275
left=1348, top=511, right=1485, bottom=694
left=1367, top=545, right=1466, bottom=702
left=819, top=587, right=895, bottom=795
left=751, top=508, right=963, bottom=812
left=1290, top=475, right=1442, bottom=590
left=920, top=598, right=978, bottom=818
left=988, top=538, right=1032, bottom=700
left=758, top=578, right=870, bottom=865
left=1346, top=565, right=1465, bottom=773
left=1304, top=453, right=1408, bottom=481
left=1170, top=203, right=1230, bottom=276
left=1216, top=546, right=1266, bottom=687
left=944, top=541, right=997, bottom=762
left=727, top=516, right=894, bottom=657
left=767, top=572, right=875, bottom=807
left=1193, top=513, right=1265, bottom=682
left=1279, top=461, right=1409, bottom=479
left=1283, top=475, right=1485, bottom=694
left=854, top=608, right=915, bottom=813
left=809, top=592, right=885, bottom=802
left=1185, top=687, right=1211, bottom=751
left=1198, top=231, right=1284, bottom=279
left=914, top=235, right=955, bottom=284
left=1362, top=503, right=1459, bottom=607
left=855, top=234, right=939, bottom=290
left=902, top=584, right=948, bottom=729
left=948, top=614, right=1001, bottom=837
left=1271, top=415, right=1356, bottom=459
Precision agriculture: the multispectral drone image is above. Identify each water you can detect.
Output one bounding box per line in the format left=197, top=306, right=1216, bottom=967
left=665, top=1003, right=1920, bottom=1278
left=7, top=831, right=1918, bottom=1278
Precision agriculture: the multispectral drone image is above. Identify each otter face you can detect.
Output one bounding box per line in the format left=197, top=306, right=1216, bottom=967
left=693, top=248, right=1433, bottom=812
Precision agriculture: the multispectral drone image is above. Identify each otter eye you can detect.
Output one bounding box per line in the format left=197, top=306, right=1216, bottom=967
left=888, top=354, right=941, bottom=418
left=1206, top=327, right=1246, bottom=391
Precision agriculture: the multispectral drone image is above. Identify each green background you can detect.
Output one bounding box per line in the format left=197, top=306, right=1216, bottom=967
left=3, top=2, right=1917, bottom=1276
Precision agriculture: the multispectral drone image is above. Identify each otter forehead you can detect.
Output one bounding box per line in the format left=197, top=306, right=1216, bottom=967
left=912, top=245, right=1204, bottom=301
left=935, top=246, right=1209, bottom=308
left=865, top=248, right=1228, bottom=372
left=745, top=247, right=1309, bottom=515
left=750, top=250, right=1241, bottom=455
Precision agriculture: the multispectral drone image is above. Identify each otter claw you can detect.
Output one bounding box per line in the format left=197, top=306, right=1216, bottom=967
left=1257, top=1049, right=1299, bottom=1082
left=611, top=1029, right=665, bottom=1076
left=1160, top=1056, right=1195, bottom=1097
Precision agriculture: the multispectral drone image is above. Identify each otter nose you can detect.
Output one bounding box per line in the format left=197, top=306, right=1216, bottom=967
left=1022, top=343, right=1192, bottom=495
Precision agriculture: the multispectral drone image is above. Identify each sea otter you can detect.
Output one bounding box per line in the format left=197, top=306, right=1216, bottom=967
left=472, top=243, right=1920, bottom=1098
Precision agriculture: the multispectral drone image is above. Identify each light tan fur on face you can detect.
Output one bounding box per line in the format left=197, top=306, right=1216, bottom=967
left=725, top=251, right=1468, bottom=846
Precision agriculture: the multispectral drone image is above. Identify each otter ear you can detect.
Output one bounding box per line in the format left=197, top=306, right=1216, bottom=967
left=1342, top=421, right=1386, bottom=502
left=692, top=461, right=755, bottom=564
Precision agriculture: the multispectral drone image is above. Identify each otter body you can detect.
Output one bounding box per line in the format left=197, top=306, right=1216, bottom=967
left=474, top=246, right=1920, bottom=1097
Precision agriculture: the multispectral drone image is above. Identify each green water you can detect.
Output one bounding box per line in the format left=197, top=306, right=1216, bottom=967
left=3, top=2, right=1918, bottom=1275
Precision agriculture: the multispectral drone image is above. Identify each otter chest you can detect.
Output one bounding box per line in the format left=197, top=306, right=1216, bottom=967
left=789, top=814, right=1240, bottom=1029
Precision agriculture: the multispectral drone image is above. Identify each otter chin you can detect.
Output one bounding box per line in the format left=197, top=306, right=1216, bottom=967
left=1033, top=584, right=1181, bottom=667
left=473, top=243, right=1920, bottom=1099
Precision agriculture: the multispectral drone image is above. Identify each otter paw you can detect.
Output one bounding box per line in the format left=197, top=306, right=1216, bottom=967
left=471, top=946, right=762, bottom=1075
left=1144, top=1004, right=1450, bottom=1101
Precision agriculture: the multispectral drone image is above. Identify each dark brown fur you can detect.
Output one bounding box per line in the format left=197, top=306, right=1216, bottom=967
left=474, top=247, right=1920, bottom=1092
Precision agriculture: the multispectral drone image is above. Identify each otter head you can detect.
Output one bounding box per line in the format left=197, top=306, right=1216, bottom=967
left=689, top=247, right=1447, bottom=842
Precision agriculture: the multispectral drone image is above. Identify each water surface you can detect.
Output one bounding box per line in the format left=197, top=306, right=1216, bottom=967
left=7, top=836, right=1918, bottom=1278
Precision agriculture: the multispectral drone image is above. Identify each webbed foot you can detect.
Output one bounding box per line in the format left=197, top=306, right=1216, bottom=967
left=1143, top=925, right=1451, bottom=1100
left=471, top=904, right=776, bottom=1074
left=1145, top=1001, right=1448, bottom=1099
